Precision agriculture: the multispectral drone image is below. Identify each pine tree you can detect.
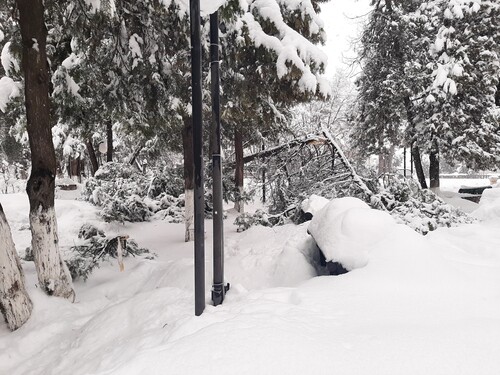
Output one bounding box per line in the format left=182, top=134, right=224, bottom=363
left=355, top=0, right=500, bottom=187
left=416, top=0, right=500, bottom=184
left=219, top=0, right=330, bottom=212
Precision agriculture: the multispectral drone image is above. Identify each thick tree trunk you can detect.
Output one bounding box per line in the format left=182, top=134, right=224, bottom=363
left=182, top=116, right=195, bottom=242
left=411, top=144, right=428, bottom=189
left=429, top=148, right=440, bottom=190
left=234, top=130, right=244, bottom=213
left=17, top=0, right=74, bottom=299
left=69, top=157, right=81, bottom=181
left=106, top=121, right=113, bottom=162
left=0, top=204, right=33, bottom=331
left=86, top=138, right=99, bottom=176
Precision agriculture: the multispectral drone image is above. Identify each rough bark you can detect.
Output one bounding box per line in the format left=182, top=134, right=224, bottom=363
left=86, top=138, right=99, bottom=176
left=411, top=144, right=428, bottom=189
left=403, top=97, right=427, bottom=189
left=0, top=204, right=33, bottom=331
left=182, top=116, right=195, bottom=242
left=106, top=121, right=113, bottom=162
left=234, top=130, right=244, bottom=213
left=17, top=0, right=74, bottom=299
left=69, top=157, right=81, bottom=182
left=429, top=149, right=440, bottom=189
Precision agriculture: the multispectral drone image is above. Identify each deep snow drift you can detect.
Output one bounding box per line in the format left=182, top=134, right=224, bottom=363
left=1, top=182, right=500, bottom=375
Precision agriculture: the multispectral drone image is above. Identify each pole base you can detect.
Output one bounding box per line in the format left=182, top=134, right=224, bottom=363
left=211, top=282, right=230, bottom=306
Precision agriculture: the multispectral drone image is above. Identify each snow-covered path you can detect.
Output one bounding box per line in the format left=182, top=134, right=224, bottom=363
left=1, top=191, right=500, bottom=374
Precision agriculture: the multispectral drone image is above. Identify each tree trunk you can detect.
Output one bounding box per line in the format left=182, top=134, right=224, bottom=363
left=17, top=0, right=74, bottom=299
left=495, top=83, right=500, bottom=106
left=403, top=97, right=427, bottom=189
left=0, top=204, right=33, bottom=331
left=86, top=138, right=99, bottom=176
left=69, top=157, right=80, bottom=181
left=106, top=120, right=113, bottom=162
left=378, top=154, right=388, bottom=175
left=234, top=130, right=244, bottom=213
left=429, top=148, right=440, bottom=190
left=128, top=142, right=144, bottom=167
left=182, top=116, right=195, bottom=242
left=379, top=145, right=395, bottom=175
left=411, top=144, right=428, bottom=189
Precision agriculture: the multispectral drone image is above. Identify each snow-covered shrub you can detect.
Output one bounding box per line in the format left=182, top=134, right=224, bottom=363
left=66, top=224, right=154, bottom=281
left=234, top=209, right=290, bottom=232
left=237, top=173, right=475, bottom=234
left=24, top=223, right=153, bottom=281
left=99, top=194, right=153, bottom=223
left=374, top=174, right=475, bottom=234
left=81, top=162, right=184, bottom=223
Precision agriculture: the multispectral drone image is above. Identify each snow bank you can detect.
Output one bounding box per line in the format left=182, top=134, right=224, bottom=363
left=472, top=187, right=500, bottom=221
left=3, top=192, right=500, bottom=374
left=308, top=197, right=396, bottom=270
left=300, top=194, right=329, bottom=216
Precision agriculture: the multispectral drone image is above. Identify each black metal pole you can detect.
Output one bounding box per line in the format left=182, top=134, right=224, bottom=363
left=210, top=11, right=227, bottom=306
left=261, top=142, right=266, bottom=203
left=410, top=142, right=414, bottom=177
left=403, top=147, right=406, bottom=177
left=190, top=0, right=205, bottom=316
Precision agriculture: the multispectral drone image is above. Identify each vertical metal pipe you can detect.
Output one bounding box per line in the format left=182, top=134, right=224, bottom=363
left=261, top=142, right=266, bottom=204
left=211, top=11, right=225, bottom=306
left=189, top=0, right=205, bottom=316
left=410, top=143, right=414, bottom=176
left=403, top=147, right=406, bottom=177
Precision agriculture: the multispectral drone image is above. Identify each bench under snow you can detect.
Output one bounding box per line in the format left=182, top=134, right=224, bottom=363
left=458, top=185, right=492, bottom=203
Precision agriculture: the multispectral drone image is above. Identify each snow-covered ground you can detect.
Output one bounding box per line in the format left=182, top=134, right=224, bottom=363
left=1, top=180, right=500, bottom=374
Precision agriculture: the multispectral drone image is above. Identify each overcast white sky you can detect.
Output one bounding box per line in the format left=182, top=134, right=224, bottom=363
left=319, top=0, right=372, bottom=76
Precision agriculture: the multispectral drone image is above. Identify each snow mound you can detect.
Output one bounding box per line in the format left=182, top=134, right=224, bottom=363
left=300, top=194, right=329, bottom=216
left=308, top=197, right=396, bottom=270
left=472, top=188, right=500, bottom=221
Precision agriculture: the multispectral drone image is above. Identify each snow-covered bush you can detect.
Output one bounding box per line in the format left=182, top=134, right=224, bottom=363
left=66, top=224, right=153, bottom=281
left=82, top=162, right=184, bottom=223
left=24, top=223, right=153, bottom=281
left=234, top=209, right=282, bottom=232
left=237, top=174, right=475, bottom=234
left=374, top=174, right=475, bottom=234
